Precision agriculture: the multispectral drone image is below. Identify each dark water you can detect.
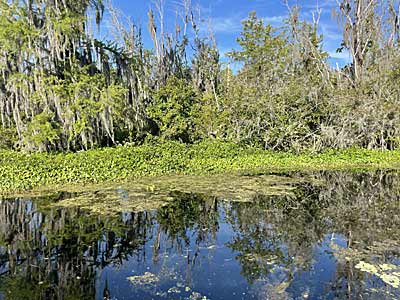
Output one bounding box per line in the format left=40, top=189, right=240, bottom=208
left=0, top=171, right=400, bottom=300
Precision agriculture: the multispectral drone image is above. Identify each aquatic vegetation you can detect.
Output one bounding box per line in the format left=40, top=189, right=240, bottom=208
left=1, top=171, right=400, bottom=299
left=127, top=272, right=160, bottom=286
left=355, top=261, right=400, bottom=289
left=332, top=238, right=400, bottom=293
left=44, top=173, right=300, bottom=214
left=1, top=140, right=400, bottom=193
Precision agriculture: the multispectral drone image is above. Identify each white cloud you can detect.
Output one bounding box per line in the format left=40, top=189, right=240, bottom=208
left=320, top=22, right=342, bottom=41
left=264, top=15, right=286, bottom=25
left=328, top=49, right=351, bottom=61
left=211, top=17, right=243, bottom=34
left=303, top=0, right=337, bottom=10
left=211, top=14, right=287, bottom=34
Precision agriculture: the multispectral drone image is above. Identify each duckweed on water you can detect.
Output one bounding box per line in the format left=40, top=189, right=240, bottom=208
left=355, top=261, right=400, bottom=289
left=44, top=173, right=301, bottom=214
left=1, top=140, right=400, bottom=193
left=127, top=272, right=160, bottom=286
left=1, top=171, right=400, bottom=299
left=332, top=239, right=400, bottom=291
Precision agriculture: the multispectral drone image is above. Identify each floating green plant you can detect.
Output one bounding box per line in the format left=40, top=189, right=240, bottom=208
left=2, top=140, right=400, bottom=194
left=44, top=173, right=300, bottom=214
left=355, top=261, right=400, bottom=289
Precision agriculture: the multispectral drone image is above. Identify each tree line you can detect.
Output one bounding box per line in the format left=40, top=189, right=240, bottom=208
left=0, top=0, right=399, bottom=152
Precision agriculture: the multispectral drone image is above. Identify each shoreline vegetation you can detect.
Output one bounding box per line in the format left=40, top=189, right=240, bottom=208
left=1, top=141, right=400, bottom=194
left=1, top=1, right=400, bottom=155
left=1, top=1, right=400, bottom=195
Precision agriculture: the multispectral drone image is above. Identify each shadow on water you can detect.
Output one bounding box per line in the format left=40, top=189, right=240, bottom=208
left=0, top=171, right=399, bottom=300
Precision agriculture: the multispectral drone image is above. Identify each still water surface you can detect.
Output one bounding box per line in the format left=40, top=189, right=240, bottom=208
left=0, top=171, right=399, bottom=300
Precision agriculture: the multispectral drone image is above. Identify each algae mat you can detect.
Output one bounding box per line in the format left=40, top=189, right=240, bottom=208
left=42, top=174, right=301, bottom=214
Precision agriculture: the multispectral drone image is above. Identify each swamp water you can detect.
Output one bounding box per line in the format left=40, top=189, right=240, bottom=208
left=0, top=171, right=399, bottom=300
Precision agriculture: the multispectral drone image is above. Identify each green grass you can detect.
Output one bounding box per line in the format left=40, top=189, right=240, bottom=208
left=1, top=140, right=400, bottom=193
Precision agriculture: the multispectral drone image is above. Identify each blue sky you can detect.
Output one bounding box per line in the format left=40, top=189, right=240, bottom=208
left=108, top=0, right=350, bottom=67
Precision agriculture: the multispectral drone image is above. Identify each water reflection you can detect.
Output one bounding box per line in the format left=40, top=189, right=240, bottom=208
left=0, top=171, right=399, bottom=300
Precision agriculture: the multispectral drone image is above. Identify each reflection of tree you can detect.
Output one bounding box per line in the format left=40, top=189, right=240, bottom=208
left=225, top=171, right=400, bottom=298
left=0, top=190, right=221, bottom=300
left=318, top=171, right=400, bottom=244
left=0, top=194, right=154, bottom=300
left=156, top=191, right=219, bottom=248
left=153, top=191, right=220, bottom=285
left=0, top=171, right=400, bottom=299
left=225, top=183, right=326, bottom=285
left=317, top=171, right=400, bottom=299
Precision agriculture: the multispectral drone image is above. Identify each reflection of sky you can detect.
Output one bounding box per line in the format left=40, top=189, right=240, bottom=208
left=96, top=206, right=254, bottom=300
left=107, top=0, right=350, bottom=67
left=1, top=186, right=400, bottom=299
left=93, top=206, right=372, bottom=300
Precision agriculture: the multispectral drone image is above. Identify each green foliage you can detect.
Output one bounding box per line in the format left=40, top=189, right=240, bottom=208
left=221, top=11, right=332, bottom=152
left=1, top=141, right=400, bottom=193
left=0, top=127, right=17, bottom=149
left=0, top=0, right=144, bottom=151
left=1, top=1, right=400, bottom=154
left=50, top=68, right=127, bottom=149
left=228, top=11, right=288, bottom=74
left=192, top=92, right=228, bottom=139
left=148, top=77, right=198, bottom=142
left=24, top=112, right=60, bottom=151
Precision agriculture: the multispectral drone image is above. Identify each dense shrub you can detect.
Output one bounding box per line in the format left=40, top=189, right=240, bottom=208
left=1, top=1, right=399, bottom=152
